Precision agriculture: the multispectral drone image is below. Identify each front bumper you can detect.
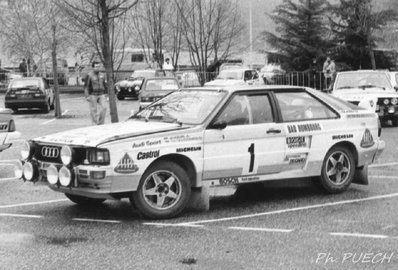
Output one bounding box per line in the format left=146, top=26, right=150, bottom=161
left=5, top=98, right=47, bottom=109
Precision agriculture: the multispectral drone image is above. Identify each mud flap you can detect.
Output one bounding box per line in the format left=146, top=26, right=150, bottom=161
left=353, top=165, right=368, bottom=185
left=187, top=186, right=210, bottom=212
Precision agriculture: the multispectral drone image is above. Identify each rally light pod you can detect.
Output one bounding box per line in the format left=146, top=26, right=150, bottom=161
left=47, top=165, right=59, bottom=185
left=23, top=162, right=38, bottom=181
left=59, top=166, right=74, bottom=187
left=14, top=160, right=24, bottom=179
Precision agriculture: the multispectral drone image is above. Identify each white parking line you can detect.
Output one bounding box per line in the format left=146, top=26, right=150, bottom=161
left=0, top=213, right=43, bottom=219
left=0, top=177, right=18, bottom=182
left=40, top=109, right=69, bottom=125
left=329, top=232, right=391, bottom=239
left=72, top=218, right=121, bottom=224
left=229, top=226, right=293, bottom=233
left=370, top=162, right=398, bottom=168
left=177, top=193, right=398, bottom=225
left=143, top=222, right=205, bottom=228
left=370, top=175, right=398, bottom=180
left=0, top=199, right=68, bottom=209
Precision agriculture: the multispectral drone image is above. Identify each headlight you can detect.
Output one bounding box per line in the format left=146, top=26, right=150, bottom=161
left=388, top=106, right=395, bottom=114
left=47, top=165, right=58, bottom=185
left=88, top=149, right=110, bottom=165
left=383, top=99, right=389, bottom=105
left=21, top=141, right=34, bottom=160
left=61, top=146, right=72, bottom=165
left=59, top=166, right=74, bottom=187
left=391, top=98, right=398, bottom=105
left=23, top=162, right=37, bottom=181
left=14, top=160, right=23, bottom=179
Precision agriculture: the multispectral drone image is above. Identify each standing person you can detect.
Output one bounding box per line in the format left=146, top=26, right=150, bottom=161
left=19, top=58, right=27, bottom=77
left=163, top=58, right=174, bottom=70
left=84, top=63, right=107, bottom=125
left=322, top=57, right=336, bottom=91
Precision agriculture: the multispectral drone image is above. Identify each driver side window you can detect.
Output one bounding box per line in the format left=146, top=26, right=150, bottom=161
left=216, top=95, right=250, bottom=126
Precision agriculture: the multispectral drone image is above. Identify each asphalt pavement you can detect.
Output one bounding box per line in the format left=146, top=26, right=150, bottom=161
left=0, top=94, right=397, bottom=270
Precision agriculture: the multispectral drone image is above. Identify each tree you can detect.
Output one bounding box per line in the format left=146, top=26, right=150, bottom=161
left=59, top=0, right=139, bottom=123
left=176, top=0, right=244, bottom=84
left=330, top=0, right=397, bottom=69
left=262, top=0, right=331, bottom=71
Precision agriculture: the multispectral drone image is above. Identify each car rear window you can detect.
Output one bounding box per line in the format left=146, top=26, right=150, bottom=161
left=145, top=79, right=179, bottom=91
left=9, top=79, right=41, bottom=88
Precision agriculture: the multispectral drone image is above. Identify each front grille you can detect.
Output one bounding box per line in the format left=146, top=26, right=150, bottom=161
left=34, top=144, right=62, bottom=163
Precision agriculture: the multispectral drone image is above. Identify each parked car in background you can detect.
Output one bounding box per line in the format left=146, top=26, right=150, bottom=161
left=204, top=68, right=262, bottom=86
left=139, top=77, right=180, bottom=109
left=4, top=77, right=55, bottom=113
left=15, top=85, right=384, bottom=219
left=0, top=108, right=21, bottom=152
left=115, top=69, right=175, bottom=100
left=259, top=64, right=285, bottom=84
left=35, top=58, right=69, bottom=85
left=331, top=70, right=398, bottom=126
left=175, top=70, right=200, bottom=87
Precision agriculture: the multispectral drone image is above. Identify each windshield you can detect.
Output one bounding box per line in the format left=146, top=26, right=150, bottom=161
left=131, top=70, right=155, bottom=78
left=130, top=90, right=227, bottom=125
left=334, top=72, right=392, bottom=91
left=9, top=79, right=41, bottom=88
left=216, top=70, right=244, bottom=80
left=144, top=79, right=179, bottom=91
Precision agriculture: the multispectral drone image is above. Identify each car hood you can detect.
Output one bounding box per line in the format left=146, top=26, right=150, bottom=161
left=332, top=88, right=398, bottom=101
left=204, top=79, right=245, bottom=86
left=35, top=121, right=187, bottom=147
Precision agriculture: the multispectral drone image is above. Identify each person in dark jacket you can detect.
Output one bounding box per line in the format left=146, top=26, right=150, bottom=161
left=19, top=59, right=27, bottom=77
left=84, top=63, right=107, bottom=125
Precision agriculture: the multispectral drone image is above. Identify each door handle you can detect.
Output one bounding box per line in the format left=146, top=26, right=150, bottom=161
left=266, top=128, right=281, bottom=134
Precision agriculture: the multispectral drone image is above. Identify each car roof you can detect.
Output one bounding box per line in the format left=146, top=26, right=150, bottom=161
left=11, top=77, right=43, bottom=81
left=219, top=68, right=256, bottom=72
left=337, top=70, right=389, bottom=74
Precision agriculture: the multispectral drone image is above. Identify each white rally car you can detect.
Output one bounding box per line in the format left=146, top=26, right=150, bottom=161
left=331, top=70, right=398, bottom=126
left=16, top=86, right=385, bottom=219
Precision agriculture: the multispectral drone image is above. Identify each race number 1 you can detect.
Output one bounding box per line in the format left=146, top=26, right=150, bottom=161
left=248, top=143, right=255, bottom=173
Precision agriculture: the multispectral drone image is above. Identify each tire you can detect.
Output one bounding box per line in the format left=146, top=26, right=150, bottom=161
left=43, top=100, right=50, bottom=113
left=392, top=116, right=398, bottom=127
left=65, top=194, right=106, bottom=206
left=131, top=161, right=191, bottom=219
left=319, top=146, right=355, bottom=194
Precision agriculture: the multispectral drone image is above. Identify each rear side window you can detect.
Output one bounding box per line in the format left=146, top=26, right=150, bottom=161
left=275, top=91, right=338, bottom=122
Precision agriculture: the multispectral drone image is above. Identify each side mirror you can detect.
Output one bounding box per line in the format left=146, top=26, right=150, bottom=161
left=209, top=119, right=227, bottom=130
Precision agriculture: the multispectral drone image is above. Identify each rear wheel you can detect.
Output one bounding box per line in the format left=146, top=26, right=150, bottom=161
left=65, top=194, right=106, bottom=206
left=131, top=161, right=191, bottom=219
left=319, top=146, right=355, bottom=194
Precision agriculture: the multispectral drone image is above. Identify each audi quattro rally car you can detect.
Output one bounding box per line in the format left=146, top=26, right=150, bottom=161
left=16, top=86, right=385, bottom=219
left=331, top=70, right=398, bottom=126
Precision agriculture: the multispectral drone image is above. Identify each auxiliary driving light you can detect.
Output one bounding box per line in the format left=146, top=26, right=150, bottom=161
left=47, top=165, right=59, bottom=185
left=388, top=106, right=395, bottom=114
left=21, top=141, right=34, bottom=160
left=59, top=166, right=74, bottom=187
left=383, top=99, right=389, bottom=105
left=61, top=146, right=72, bottom=165
left=14, top=160, right=23, bottom=179
left=23, top=162, right=37, bottom=181
left=391, top=98, right=398, bottom=105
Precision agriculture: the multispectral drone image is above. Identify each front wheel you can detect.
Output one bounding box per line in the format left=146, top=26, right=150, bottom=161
left=131, top=161, right=191, bottom=219
left=319, top=146, right=355, bottom=194
left=65, top=194, right=106, bottom=206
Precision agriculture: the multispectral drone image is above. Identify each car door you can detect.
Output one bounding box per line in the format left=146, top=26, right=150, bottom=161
left=203, top=91, right=286, bottom=184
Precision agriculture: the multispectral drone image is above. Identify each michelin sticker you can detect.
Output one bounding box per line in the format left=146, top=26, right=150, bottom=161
left=114, top=153, right=139, bottom=174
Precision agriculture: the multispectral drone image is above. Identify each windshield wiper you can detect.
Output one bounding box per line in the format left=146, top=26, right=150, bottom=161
left=337, top=86, right=355, bottom=89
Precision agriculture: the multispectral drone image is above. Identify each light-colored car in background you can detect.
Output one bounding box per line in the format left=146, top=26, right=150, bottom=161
left=139, top=77, right=180, bottom=109
left=175, top=70, right=201, bottom=87
left=259, top=63, right=285, bottom=84
left=0, top=108, right=21, bottom=152
left=204, top=68, right=263, bottom=86
left=331, top=70, right=398, bottom=126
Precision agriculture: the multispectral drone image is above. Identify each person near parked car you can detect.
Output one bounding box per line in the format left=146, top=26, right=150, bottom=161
left=19, top=58, right=27, bottom=77
left=84, top=63, right=107, bottom=125
left=322, top=57, right=336, bottom=91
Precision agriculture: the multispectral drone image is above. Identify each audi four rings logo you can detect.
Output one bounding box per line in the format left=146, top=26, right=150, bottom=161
left=41, top=147, right=59, bottom=158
